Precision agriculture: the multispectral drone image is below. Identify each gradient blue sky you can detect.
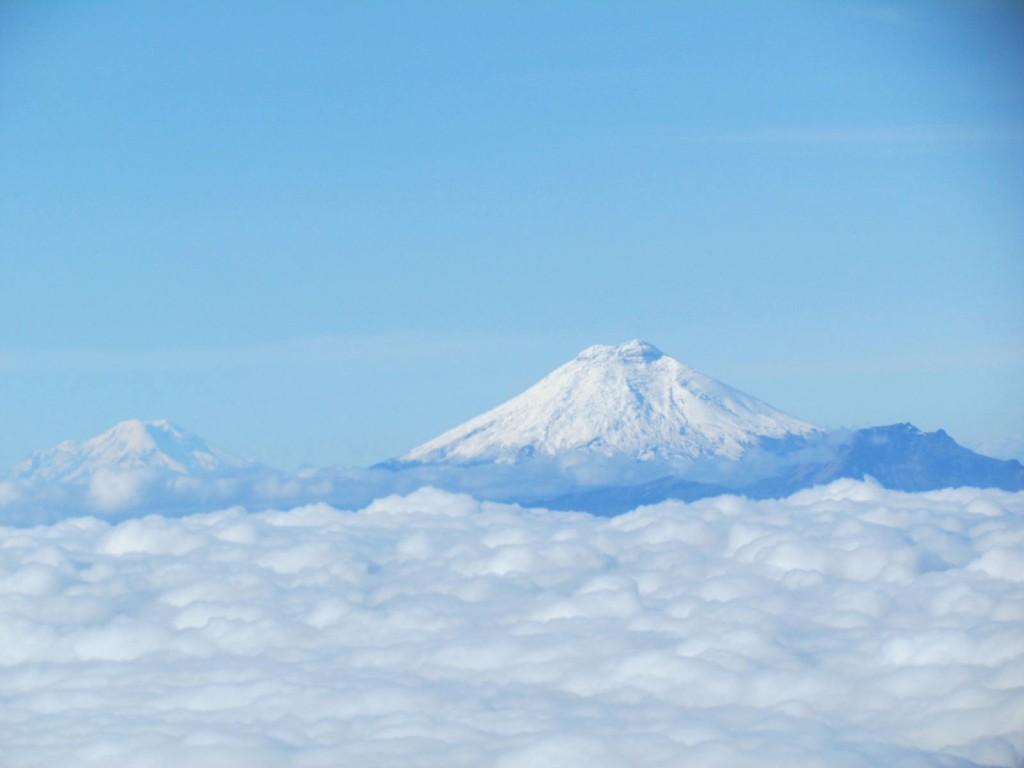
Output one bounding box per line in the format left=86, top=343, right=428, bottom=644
left=2, top=0, right=1023, bottom=470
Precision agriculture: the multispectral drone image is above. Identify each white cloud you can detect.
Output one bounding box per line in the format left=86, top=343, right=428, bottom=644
left=0, top=482, right=1021, bottom=766
left=86, top=468, right=155, bottom=512
left=965, top=431, right=1024, bottom=462
left=0, top=481, right=18, bottom=507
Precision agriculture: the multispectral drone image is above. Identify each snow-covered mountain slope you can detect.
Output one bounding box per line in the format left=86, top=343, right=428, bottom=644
left=401, top=340, right=821, bottom=465
left=12, top=419, right=255, bottom=484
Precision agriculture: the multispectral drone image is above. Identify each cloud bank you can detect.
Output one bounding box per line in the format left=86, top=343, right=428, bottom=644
left=0, top=481, right=1022, bottom=767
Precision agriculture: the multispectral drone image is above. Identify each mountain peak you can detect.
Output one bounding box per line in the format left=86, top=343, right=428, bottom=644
left=578, top=340, right=664, bottom=364
left=13, top=419, right=253, bottom=483
left=102, top=418, right=175, bottom=450
left=401, top=341, right=820, bottom=465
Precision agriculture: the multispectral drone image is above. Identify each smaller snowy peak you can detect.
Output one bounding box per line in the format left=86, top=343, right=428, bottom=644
left=401, top=340, right=821, bottom=465
left=12, top=419, right=255, bottom=484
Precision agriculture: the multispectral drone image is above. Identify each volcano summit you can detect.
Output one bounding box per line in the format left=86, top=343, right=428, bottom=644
left=402, top=340, right=820, bottom=465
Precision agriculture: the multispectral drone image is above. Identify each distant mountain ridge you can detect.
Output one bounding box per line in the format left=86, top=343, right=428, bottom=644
left=4, top=342, right=1023, bottom=522
left=752, top=423, right=1024, bottom=496
left=528, top=424, right=1024, bottom=515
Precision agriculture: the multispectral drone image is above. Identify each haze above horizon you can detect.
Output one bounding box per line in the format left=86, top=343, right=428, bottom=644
left=2, top=1, right=1022, bottom=469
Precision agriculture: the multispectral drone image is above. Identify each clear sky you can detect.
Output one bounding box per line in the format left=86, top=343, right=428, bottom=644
left=2, top=0, right=1022, bottom=470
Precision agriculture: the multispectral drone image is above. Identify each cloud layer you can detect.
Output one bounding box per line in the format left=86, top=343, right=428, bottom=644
left=1, top=481, right=1022, bottom=767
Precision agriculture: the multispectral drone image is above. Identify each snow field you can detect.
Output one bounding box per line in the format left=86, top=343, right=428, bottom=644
left=0, top=480, right=1022, bottom=767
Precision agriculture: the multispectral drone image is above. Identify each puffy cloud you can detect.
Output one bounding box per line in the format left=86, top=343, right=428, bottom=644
left=0, top=481, right=1021, bottom=766
left=87, top=468, right=156, bottom=512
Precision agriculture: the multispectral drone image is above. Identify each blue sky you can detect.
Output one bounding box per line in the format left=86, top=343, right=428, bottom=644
left=1, top=0, right=1022, bottom=469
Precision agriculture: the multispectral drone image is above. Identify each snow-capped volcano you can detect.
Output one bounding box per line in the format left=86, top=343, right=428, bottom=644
left=401, top=340, right=820, bottom=465
left=13, top=419, right=254, bottom=484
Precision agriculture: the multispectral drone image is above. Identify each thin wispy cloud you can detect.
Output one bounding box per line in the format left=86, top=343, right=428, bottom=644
left=711, top=345, right=1024, bottom=381
left=0, top=333, right=542, bottom=374
left=676, top=123, right=1024, bottom=147
left=843, top=3, right=919, bottom=27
